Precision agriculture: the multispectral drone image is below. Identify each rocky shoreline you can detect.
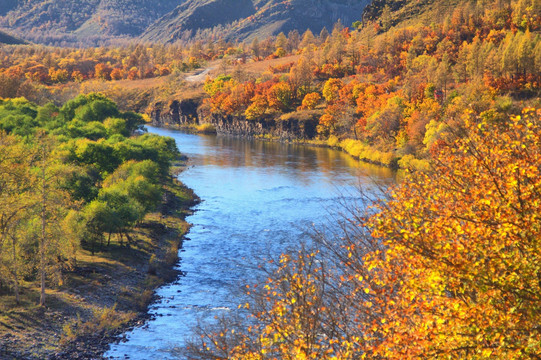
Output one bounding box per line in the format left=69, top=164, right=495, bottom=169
left=60, top=180, right=199, bottom=360
left=149, top=99, right=402, bottom=170
left=150, top=98, right=320, bottom=141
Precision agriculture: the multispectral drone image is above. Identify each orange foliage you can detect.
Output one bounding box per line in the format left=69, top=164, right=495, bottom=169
left=191, top=109, right=541, bottom=359
left=365, top=109, right=541, bottom=358
left=300, top=92, right=321, bottom=110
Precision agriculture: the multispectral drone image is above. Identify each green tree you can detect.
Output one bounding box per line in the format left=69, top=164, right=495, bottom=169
left=97, top=187, right=143, bottom=247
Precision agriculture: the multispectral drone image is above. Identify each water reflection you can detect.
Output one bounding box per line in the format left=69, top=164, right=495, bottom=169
left=178, top=132, right=395, bottom=184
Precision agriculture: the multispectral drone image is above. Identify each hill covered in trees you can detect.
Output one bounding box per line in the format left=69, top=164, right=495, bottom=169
left=0, top=0, right=369, bottom=46
left=190, top=0, right=540, bottom=168
left=0, top=0, right=180, bottom=46
left=142, top=0, right=369, bottom=43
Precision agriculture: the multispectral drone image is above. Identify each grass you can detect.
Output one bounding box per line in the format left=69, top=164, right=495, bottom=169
left=338, top=138, right=398, bottom=168
left=241, top=54, right=301, bottom=76
left=195, top=122, right=217, bottom=133
left=61, top=305, right=136, bottom=345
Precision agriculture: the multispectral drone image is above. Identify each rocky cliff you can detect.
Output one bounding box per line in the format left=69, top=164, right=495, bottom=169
left=151, top=99, right=318, bottom=141
left=206, top=114, right=318, bottom=140
left=151, top=99, right=200, bottom=127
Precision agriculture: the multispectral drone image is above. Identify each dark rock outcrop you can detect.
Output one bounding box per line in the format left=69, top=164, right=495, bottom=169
left=151, top=99, right=199, bottom=127
left=150, top=99, right=319, bottom=141
left=206, top=114, right=318, bottom=140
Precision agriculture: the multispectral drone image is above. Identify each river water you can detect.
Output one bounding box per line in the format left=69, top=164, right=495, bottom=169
left=105, top=127, right=395, bottom=359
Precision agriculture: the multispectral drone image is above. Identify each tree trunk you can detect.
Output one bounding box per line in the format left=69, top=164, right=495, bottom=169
left=10, top=234, right=20, bottom=304
left=40, top=164, right=46, bottom=307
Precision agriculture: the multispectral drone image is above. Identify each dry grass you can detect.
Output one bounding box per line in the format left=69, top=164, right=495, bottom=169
left=241, top=54, right=301, bottom=75
left=279, top=109, right=323, bottom=122
left=107, top=76, right=169, bottom=90
left=61, top=305, right=136, bottom=345
left=195, top=123, right=217, bottom=133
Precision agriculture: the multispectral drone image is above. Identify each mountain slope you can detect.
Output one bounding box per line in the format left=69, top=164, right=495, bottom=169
left=142, top=0, right=369, bottom=42
left=0, top=0, right=369, bottom=45
left=0, top=0, right=180, bottom=45
left=141, top=0, right=257, bottom=42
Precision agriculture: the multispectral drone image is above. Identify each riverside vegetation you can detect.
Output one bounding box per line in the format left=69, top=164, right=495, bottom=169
left=185, top=108, right=541, bottom=359
left=0, top=93, right=197, bottom=359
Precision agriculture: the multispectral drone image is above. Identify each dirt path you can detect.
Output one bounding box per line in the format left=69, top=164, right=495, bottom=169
left=185, top=66, right=215, bottom=83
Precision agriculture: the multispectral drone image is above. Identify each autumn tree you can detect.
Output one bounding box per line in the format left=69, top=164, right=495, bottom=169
left=268, top=82, right=294, bottom=112
left=322, top=78, right=343, bottom=104
left=300, top=29, right=316, bottom=50
left=366, top=108, right=541, bottom=358
left=33, top=133, right=77, bottom=306
left=251, top=37, right=261, bottom=58
left=0, top=133, right=34, bottom=303
left=110, top=68, right=123, bottom=80
left=190, top=108, right=541, bottom=359
left=95, top=63, right=112, bottom=81
left=245, top=94, right=269, bottom=120
left=275, top=32, right=288, bottom=53
left=289, top=56, right=315, bottom=97
left=301, top=92, right=321, bottom=110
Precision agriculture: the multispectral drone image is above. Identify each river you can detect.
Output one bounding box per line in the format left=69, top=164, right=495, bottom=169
left=105, top=127, right=395, bottom=359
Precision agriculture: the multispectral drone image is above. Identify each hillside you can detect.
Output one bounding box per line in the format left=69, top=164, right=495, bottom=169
left=0, top=29, right=25, bottom=45
left=0, top=0, right=369, bottom=46
left=0, top=0, right=180, bottom=45
left=142, top=0, right=370, bottom=43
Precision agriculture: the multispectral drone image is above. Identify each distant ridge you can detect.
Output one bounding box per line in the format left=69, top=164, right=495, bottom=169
left=0, top=0, right=180, bottom=46
left=0, top=0, right=369, bottom=46
left=141, top=0, right=370, bottom=43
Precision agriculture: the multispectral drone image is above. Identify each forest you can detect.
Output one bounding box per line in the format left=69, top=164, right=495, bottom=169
left=1, top=0, right=538, bottom=169
left=199, top=0, right=541, bottom=168
left=0, top=0, right=540, bottom=358
left=0, top=93, right=183, bottom=304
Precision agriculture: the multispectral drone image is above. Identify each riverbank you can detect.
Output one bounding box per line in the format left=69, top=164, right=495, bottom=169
left=154, top=121, right=429, bottom=171
left=0, top=171, right=198, bottom=360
